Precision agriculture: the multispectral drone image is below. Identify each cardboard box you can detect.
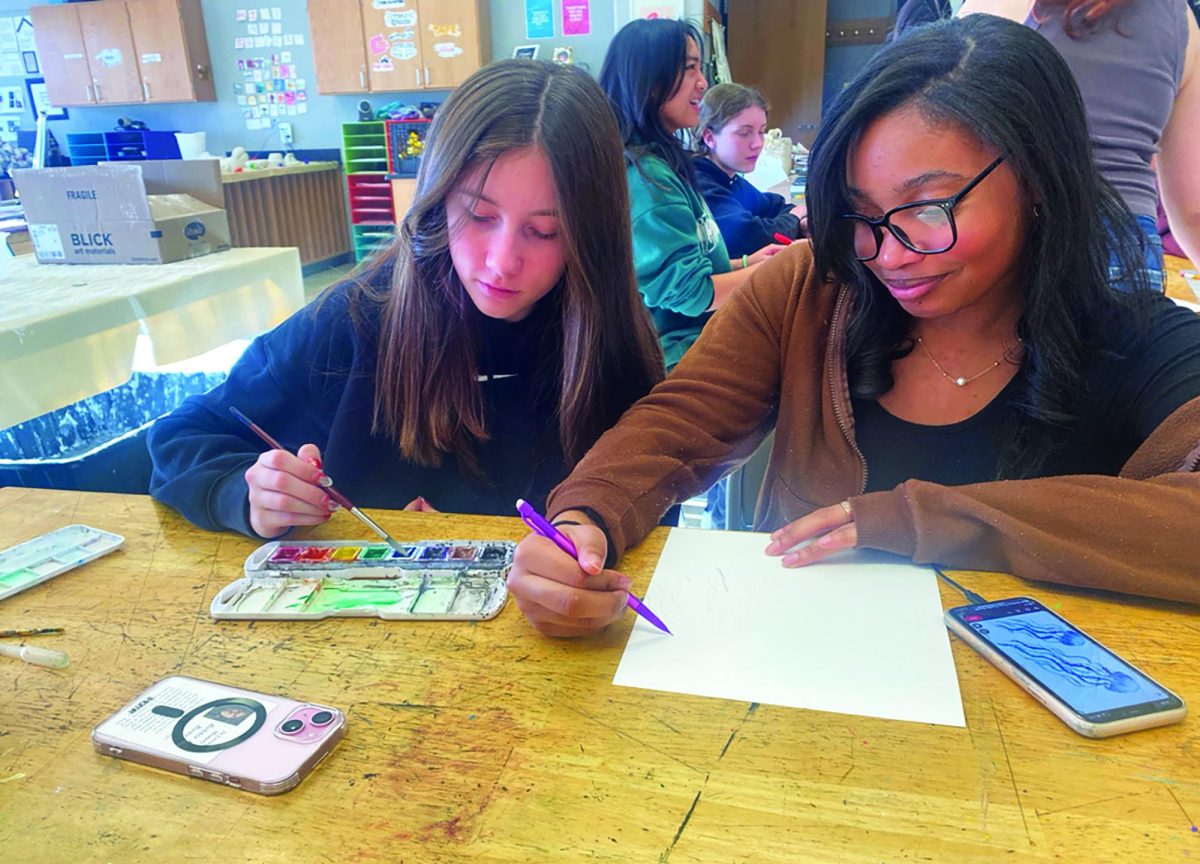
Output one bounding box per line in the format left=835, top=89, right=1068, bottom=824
left=13, top=160, right=230, bottom=265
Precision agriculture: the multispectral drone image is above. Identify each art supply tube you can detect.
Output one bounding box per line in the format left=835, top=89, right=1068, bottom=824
left=0, top=642, right=70, bottom=669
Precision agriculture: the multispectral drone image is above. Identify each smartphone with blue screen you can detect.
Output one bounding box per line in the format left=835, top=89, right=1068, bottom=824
left=945, top=597, right=1185, bottom=738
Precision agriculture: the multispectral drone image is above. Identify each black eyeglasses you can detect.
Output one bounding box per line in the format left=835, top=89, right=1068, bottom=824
left=837, top=155, right=1005, bottom=262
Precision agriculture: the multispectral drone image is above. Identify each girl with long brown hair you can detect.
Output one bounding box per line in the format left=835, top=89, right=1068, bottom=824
left=148, top=60, right=664, bottom=539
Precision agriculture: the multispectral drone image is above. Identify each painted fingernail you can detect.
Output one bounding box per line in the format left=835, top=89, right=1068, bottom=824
left=306, top=456, right=324, bottom=470
left=583, top=553, right=603, bottom=571
left=325, top=497, right=339, bottom=511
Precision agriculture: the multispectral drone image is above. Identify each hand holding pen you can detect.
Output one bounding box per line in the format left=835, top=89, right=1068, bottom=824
left=507, top=500, right=671, bottom=638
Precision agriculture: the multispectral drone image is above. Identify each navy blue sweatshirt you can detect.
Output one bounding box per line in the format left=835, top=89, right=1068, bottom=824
left=693, top=157, right=801, bottom=259
left=148, top=274, right=567, bottom=537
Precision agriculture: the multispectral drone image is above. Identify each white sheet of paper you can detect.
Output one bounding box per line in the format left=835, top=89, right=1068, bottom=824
left=743, top=153, right=789, bottom=195
left=613, top=529, right=965, bottom=727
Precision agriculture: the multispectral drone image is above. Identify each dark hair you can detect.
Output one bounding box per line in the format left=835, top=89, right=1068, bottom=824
left=806, top=15, right=1149, bottom=478
left=695, top=83, right=769, bottom=158
left=888, top=0, right=954, bottom=42
left=599, top=17, right=705, bottom=185
left=347, top=60, right=664, bottom=476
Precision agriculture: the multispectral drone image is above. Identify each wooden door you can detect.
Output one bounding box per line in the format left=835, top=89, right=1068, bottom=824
left=125, top=0, right=192, bottom=101
left=77, top=0, right=144, bottom=104
left=309, top=0, right=368, bottom=93
left=727, top=0, right=828, bottom=148
left=360, top=0, right=423, bottom=92
left=420, top=0, right=484, bottom=89
left=29, top=5, right=94, bottom=106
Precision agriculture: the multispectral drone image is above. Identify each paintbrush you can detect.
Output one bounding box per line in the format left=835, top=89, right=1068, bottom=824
left=228, top=407, right=407, bottom=553
left=0, top=627, right=64, bottom=638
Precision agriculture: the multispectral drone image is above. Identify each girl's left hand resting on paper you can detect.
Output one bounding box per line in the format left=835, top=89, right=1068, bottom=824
left=245, top=443, right=339, bottom=538
left=764, top=500, right=858, bottom=566
left=507, top=512, right=633, bottom=637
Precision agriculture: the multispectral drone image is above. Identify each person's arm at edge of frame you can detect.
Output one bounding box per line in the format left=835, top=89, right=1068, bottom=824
left=768, top=394, right=1200, bottom=605
left=1157, top=9, right=1200, bottom=266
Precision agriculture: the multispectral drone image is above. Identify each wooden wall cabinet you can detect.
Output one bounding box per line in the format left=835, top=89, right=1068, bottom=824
left=309, top=0, right=489, bottom=95
left=726, top=0, right=827, bottom=149
left=30, top=0, right=214, bottom=108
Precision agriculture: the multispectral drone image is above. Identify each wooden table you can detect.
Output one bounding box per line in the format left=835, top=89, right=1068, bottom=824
left=1165, top=253, right=1198, bottom=306
left=1, top=488, right=1197, bottom=863
left=0, top=247, right=303, bottom=429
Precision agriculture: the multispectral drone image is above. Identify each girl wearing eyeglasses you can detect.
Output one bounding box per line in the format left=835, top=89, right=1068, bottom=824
left=506, top=15, right=1200, bottom=637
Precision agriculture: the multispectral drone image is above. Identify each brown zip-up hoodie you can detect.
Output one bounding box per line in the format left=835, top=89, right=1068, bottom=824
left=547, top=243, right=1200, bottom=604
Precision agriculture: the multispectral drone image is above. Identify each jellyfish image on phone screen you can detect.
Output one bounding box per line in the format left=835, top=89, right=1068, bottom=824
left=991, top=620, right=1138, bottom=693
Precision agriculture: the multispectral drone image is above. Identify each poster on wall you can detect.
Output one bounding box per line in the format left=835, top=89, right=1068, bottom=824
left=0, top=84, right=24, bottom=114
left=25, top=78, right=67, bottom=121
left=561, top=0, right=590, bottom=36
left=0, top=16, right=28, bottom=77
left=632, top=0, right=684, bottom=19
left=525, top=0, right=554, bottom=40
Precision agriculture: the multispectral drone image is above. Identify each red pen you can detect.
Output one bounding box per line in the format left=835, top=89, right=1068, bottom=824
left=772, top=232, right=793, bottom=245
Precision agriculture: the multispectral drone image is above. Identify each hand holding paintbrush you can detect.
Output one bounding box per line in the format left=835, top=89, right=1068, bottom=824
left=230, top=407, right=406, bottom=551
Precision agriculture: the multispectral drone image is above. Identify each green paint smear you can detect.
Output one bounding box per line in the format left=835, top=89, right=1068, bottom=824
left=305, top=582, right=418, bottom=613
left=0, top=568, right=39, bottom=587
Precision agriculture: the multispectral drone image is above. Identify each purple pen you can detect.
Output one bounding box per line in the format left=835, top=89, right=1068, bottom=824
left=515, top=499, right=672, bottom=635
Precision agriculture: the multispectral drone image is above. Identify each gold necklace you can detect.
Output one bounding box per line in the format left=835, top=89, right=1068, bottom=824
left=915, top=336, right=1022, bottom=387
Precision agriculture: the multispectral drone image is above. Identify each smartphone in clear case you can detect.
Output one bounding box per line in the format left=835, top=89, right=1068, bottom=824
left=92, top=675, right=346, bottom=794
left=946, top=597, right=1185, bottom=738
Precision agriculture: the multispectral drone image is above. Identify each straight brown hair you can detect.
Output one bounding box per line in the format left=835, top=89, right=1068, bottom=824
left=347, top=60, right=664, bottom=477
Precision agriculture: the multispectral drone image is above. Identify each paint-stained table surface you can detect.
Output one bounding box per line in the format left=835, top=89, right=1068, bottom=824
left=1, top=488, right=1197, bottom=863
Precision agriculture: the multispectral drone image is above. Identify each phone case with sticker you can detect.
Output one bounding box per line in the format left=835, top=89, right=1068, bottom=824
left=92, top=675, right=345, bottom=795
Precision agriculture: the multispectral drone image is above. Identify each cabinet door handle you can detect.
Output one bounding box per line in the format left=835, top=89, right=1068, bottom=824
left=424, top=65, right=430, bottom=86
left=359, top=64, right=365, bottom=88
left=85, top=83, right=93, bottom=102
left=142, top=78, right=150, bottom=100
left=93, top=79, right=102, bottom=102
left=414, top=68, right=420, bottom=87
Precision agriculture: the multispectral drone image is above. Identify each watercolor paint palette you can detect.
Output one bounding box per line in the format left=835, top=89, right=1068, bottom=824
left=209, top=539, right=515, bottom=621
left=0, top=524, right=125, bottom=602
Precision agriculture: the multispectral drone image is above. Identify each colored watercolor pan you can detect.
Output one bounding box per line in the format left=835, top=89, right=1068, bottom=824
left=358, top=545, right=392, bottom=561
left=0, top=525, right=125, bottom=602
left=296, top=546, right=335, bottom=563
left=270, top=546, right=303, bottom=563
left=418, top=545, right=450, bottom=561
left=478, top=544, right=509, bottom=563
left=449, top=545, right=478, bottom=561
